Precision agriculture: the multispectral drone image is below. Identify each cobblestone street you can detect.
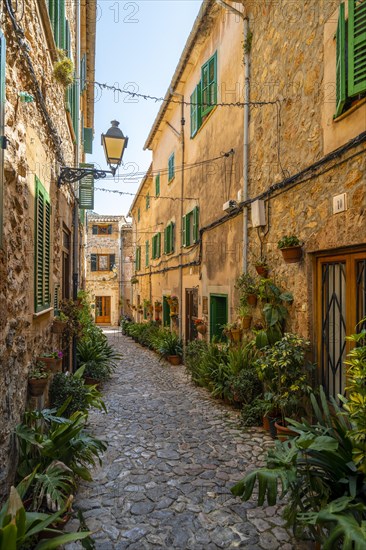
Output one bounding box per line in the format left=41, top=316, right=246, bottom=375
left=67, top=330, right=301, bottom=549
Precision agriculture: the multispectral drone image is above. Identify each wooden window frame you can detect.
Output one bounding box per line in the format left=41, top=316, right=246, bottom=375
left=152, top=233, right=161, bottom=259
left=168, top=153, right=175, bottom=183
left=34, top=176, right=51, bottom=313
left=182, top=207, right=199, bottom=247
left=201, top=51, right=217, bottom=117
left=91, top=253, right=115, bottom=272
left=155, top=173, right=160, bottom=197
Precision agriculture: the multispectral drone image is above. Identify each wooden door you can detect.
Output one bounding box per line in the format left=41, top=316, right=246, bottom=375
left=163, top=296, right=171, bottom=327
left=316, top=250, right=366, bottom=398
left=185, top=289, right=198, bottom=342
left=210, top=294, right=228, bottom=341
left=95, top=296, right=111, bottom=324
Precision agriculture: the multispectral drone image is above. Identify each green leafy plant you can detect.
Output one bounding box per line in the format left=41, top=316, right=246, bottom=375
left=235, top=273, right=258, bottom=300
left=53, top=49, right=74, bottom=87
left=49, top=369, right=106, bottom=417
left=29, top=362, right=49, bottom=380
left=254, top=257, right=269, bottom=268
left=255, top=279, right=293, bottom=348
left=156, top=330, right=183, bottom=359
left=77, top=334, right=121, bottom=381
left=277, top=235, right=302, bottom=249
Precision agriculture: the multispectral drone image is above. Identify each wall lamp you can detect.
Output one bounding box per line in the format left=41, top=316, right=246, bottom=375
left=58, top=120, right=128, bottom=186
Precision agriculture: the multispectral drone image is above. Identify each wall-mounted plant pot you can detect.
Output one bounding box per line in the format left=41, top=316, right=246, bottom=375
left=262, top=415, right=270, bottom=432
left=274, top=421, right=298, bottom=441
left=28, top=378, right=48, bottom=397
left=196, top=324, right=207, bottom=335
left=241, top=316, right=252, bottom=330
left=280, top=246, right=302, bottom=264
left=155, top=306, right=162, bottom=312
left=167, top=355, right=181, bottom=365
left=36, top=357, right=62, bottom=373
left=255, top=266, right=269, bottom=277
left=84, top=377, right=101, bottom=387
left=230, top=328, right=242, bottom=343
left=52, top=320, right=67, bottom=334
left=247, top=294, right=257, bottom=307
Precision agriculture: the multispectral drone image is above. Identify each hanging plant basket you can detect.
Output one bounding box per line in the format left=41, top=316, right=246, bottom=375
left=241, top=315, right=252, bottom=330
left=247, top=294, right=258, bottom=307
left=196, top=323, right=207, bottom=335
left=36, top=357, right=62, bottom=373
left=280, top=246, right=302, bottom=264
left=255, top=265, right=269, bottom=277
left=52, top=320, right=67, bottom=334
left=28, top=378, right=48, bottom=397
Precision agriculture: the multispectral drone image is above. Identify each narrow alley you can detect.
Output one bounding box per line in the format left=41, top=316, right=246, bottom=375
left=66, top=330, right=299, bottom=550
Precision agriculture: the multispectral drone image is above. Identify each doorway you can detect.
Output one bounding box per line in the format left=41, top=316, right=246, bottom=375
left=185, top=288, right=198, bottom=342
left=210, top=294, right=228, bottom=341
left=163, top=296, right=171, bottom=327
left=95, top=296, right=111, bottom=324
left=316, top=250, right=366, bottom=398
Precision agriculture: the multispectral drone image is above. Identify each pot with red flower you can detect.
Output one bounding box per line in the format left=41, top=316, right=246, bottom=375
left=36, top=351, right=63, bottom=373
left=254, top=257, right=269, bottom=278
left=194, top=318, right=207, bottom=335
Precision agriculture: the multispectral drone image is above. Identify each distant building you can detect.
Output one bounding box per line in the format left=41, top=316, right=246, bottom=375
left=85, top=213, right=133, bottom=326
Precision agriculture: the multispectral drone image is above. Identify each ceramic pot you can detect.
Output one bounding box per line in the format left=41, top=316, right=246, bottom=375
left=52, top=320, right=67, bottom=334
left=241, top=316, right=252, bottom=330
left=36, top=357, right=62, bottom=373
left=274, top=421, right=298, bottom=441
left=28, top=378, right=48, bottom=397
left=280, top=246, right=302, bottom=263
left=255, top=266, right=269, bottom=277
left=247, top=294, right=257, bottom=306
left=167, top=355, right=181, bottom=365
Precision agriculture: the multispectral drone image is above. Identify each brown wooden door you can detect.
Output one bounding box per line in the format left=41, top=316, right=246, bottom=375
left=185, top=289, right=198, bottom=342
left=316, top=250, right=366, bottom=398
left=95, top=296, right=111, bottom=324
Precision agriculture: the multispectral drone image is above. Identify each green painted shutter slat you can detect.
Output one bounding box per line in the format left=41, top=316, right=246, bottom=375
left=138, top=247, right=141, bottom=270
left=53, top=0, right=60, bottom=46
left=145, top=240, right=149, bottom=266
left=152, top=236, right=156, bottom=259
left=92, top=225, right=98, bottom=234
left=168, top=154, right=175, bottom=181
left=34, top=177, right=51, bottom=311
left=59, top=0, right=66, bottom=50
left=79, top=162, right=94, bottom=209
left=164, top=227, right=167, bottom=254
left=190, top=82, right=202, bottom=138
left=170, top=223, right=174, bottom=253
left=83, top=127, right=93, bottom=154
left=157, top=232, right=161, bottom=258
left=182, top=215, right=187, bottom=247
left=48, top=0, right=55, bottom=30
left=0, top=32, right=5, bottom=248
left=201, top=52, right=217, bottom=117
left=348, top=0, right=366, bottom=96
left=336, top=3, right=347, bottom=117
left=65, top=19, right=71, bottom=58
left=193, top=206, right=199, bottom=243
left=109, top=254, right=116, bottom=271
left=44, top=200, right=51, bottom=305
left=155, top=173, right=160, bottom=196
left=80, top=54, right=87, bottom=92
left=91, top=253, right=97, bottom=271
left=210, top=296, right=228, bottom=341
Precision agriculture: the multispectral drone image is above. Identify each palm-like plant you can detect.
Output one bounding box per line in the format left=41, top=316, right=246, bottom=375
left=77, top=336, right=122, bottom=381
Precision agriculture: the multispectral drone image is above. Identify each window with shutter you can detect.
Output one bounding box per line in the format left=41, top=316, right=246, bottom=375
left=201, top=52, right=217, bottom=117
left=146, top=192, right=150, bottom=210
left=193, top=206, right=199, bottom=243
left=80, top=54, right=87, bottom=92
left=83, top=127, right=93, bottom=154
left=79, top=163, right=94, bottom=209
left=0, top=31, right=5, bottom=249
left=190, top=82, right=202, bottom=137
left=183, top=208, right=199, bottom=247
left=155, top=173, right=160, bottom=197
left=182, top=215, right=187, bottom=247
left=91, top=254, right=97, bottom=271
left=152, top=233, right=161, bottom=259
left=169, top=222, right=174, bottom=253
left=145, top=241, right=149, bottom=267
left=168, top=153, right=175, bottom=182
left=35, top=177, right=51, bottom=312
left=164, top=224, right=174, bottom=255
left=109, top=254, right=116, bottom=271
left=135, top=246, right=141, bottom=270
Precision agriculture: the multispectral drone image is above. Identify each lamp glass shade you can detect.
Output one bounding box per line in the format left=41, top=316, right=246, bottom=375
left=101, top=120, right=128, bottom=170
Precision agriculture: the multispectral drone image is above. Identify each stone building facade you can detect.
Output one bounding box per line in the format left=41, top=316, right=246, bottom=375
left=130, top=0, right=365, bottom=399
left=85, top=213, right=133, bottom=326
left=0, top=0, right=96, bottom=499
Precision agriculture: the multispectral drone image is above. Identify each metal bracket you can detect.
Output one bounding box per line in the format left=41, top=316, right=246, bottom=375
left=58, top=166, right=115, bottom=187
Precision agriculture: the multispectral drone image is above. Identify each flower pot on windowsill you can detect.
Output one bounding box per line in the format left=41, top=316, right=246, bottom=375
left=280, top=246, right=302, bottom=264
left=36, top=357, right=62, bottom=373
left=247, top=294, right=257, bottom=307
left=52, top=320, right=67, bottom=334
left=28, top=377, right=49, bottom=397
left=167, top=355, right=181, bottom=365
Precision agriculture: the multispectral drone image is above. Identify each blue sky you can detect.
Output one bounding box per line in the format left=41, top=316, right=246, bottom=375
left=88, top=0, right=202, bottom=216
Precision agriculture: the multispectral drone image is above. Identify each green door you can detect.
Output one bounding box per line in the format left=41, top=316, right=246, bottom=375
left=210, top=294, right=228, bottom=341
left=163, top=296, right=171, bottom=327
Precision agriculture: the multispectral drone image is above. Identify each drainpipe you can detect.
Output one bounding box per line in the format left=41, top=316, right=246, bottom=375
left=120, top=227, right=124, bottom=316
left=215, top=0, right=249, bottom=272
left=170, top=89, right=185, bottom=339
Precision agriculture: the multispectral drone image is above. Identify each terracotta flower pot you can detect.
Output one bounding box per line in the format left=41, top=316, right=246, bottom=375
left=262, top=415, right=270, bottom=432
left=230, top=328, right=242, bottom=343
left=255, top=266, right=269, bottom=277
left=84, top=376, right=101, bottom=388
left=280, top=246, right=302, bottom=263
left=196, top=323, right=207, bottom=335
left=167, top=355, right=181, bottom=365
left=241, top=316, right=252, bottom=330
left=155, top=306, right=162, bottom=312
left=28, top=378, right=48, bottom=397
left=274, top=421, right=298, bottom=441
left=247, top=294, right=257, bottom=306
left=52, top=320, right=67, bottom=334
left=36, top=357, right=62, bottom=373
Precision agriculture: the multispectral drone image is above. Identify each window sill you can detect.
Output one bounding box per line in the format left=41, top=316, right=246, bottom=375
left=33, top=307, right=53, bottom=319
left=334, top=97, right=366, bottom=123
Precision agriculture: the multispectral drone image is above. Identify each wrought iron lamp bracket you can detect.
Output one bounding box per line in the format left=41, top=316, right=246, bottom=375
left=58, top=166, right=115, bottom=187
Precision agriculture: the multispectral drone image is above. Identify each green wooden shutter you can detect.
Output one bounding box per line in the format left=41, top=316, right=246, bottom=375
left=92, top=225, right=98, bottom=234
left=193, top=206, right=199, bottom=243
left=109, top=254, right=116, bottom=271
left=48, top=0, right=55, bottom=29
left=44, top=200, right=51, bottom=305
left=137, top=207, right=140, bottom=222
left=65, top=19, right=71, bottom=58
left=83, top=127, right=93, bottom=154
left=182, top=215, right=187, bottom=247
left=335, top=3, right=347, bottom=117
left=168, top=153, right=175, bottom=181
left=157, top=232, right=161, bottom=258
left=54, top=284, right=60, bottom=314
left=79, top=163, right=94, bottom=209
left=152, top=235, right=156, bottom=259
left=201, top=52, right=217, bottom=117
left=163, top=297, right=170, bottom=327
left=0, top=32, right=5, bottom=248
left=155, top=173, right=160, bottom=196
left=146, top=192, right=150, bottom=210
left=170, top=222, right=174, bottom=253
left=145, top=240, right=149, bottom=266
left=348, top=0, right=366, bottom=97
left=137, top=247, right=141, bottom=270
left=135, top=247, right=141, bottom=270
left=190, top=82, right=202, bottom=137
left=59, top=0, right=66, bottom=50
left=210, top=295, right=228, bottom=341
left=34, top=177, right=51, bottom=312
left=91, top=253, right=97, bottom=271
left=53, top=0, right=60, bottom=46
left=164, top=227, right=167, bottom=254
left=80, top=54, right=87, bottom=92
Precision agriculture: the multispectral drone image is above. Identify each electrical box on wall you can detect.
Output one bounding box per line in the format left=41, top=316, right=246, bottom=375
left=333, top=193, right=347, bottom=214
left=251, top=200, right=266, bottom=227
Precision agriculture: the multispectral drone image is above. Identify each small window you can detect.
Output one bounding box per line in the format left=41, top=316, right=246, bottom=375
left=182, top=207, right=199, bottom=247
left=152, top=233, right=161, bottom=259
left=92, top=224, right=112, bottom=235
left=155, top=173, right=160, bottom=197
left=145, top=240, right=150, bottom=266
left=91, top=253, right=115, bottom=271
left=201, top=52, right=217, bottom=117
left=135, top=246, right=141, bottom=270
left=164, top=222, right=175, bottom=255
left=190, top=83, right=202, bottom=138
left=137, top=207, right=140, bottom=222
left=168, top=153, right=175, bottom=182
left=35, top=177, right=51, bottom=312
left=146, top=192, right=150, bottom=210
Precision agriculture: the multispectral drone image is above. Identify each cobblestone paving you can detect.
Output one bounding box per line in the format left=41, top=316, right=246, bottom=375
left=67, top=329, right=302, bottom=549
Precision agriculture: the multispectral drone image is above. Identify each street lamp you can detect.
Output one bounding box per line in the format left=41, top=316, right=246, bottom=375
left=101, top=120, right=128, bottom=175
left=58, top=120, right=128, bottom=186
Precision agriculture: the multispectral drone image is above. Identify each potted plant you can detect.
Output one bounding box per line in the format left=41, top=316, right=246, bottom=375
left=52, top=312, right=68, bottom=334
left=131, top=276, right=138, bottom=285
left=157, top=330, right=183, bottom=365
left=222, top=322, right=242, bottom=343
left=254, top=333, right=314, bottom=439
left=36, top=351, right=63, bottom=373
left=167, top=295, right=179, bottom=315
left=28, top=361, right=50, bottom=397
left=235, top=273, right=258, bottom=306
left=154, top=300, right=162, bottom=312
left=53, top=49, right=74, bottom=87
left=254, top=257, right=269, bottom=277
left=277, top=235, right=303, bottom=263
left=194, top=318, right=207, bottom=335
left=237, top=303, right=252, bottom=330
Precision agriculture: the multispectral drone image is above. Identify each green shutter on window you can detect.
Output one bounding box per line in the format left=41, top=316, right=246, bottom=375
left=335, top=3, right=347, bottom=117
left=146, top=192, right=150, bottom=210
left=152, top=235, right=156, bottom=259
left=145, top=240, right=149, bottom=266
left=109, top=254, right=116, bottom=271
left=53, top=0, right=60, bottom=46
left=59, top=0, right=66, bottom=50
left=80, top=54, right=87, bottom=92
left=193, top=206, right=199, bottom=243
left=201, top=52, right=217, bottom=117
left=79, top=163, right=94, bottom=209
left=348, top=0, right=366, bottom=97
left=91, top=253, right=97, bottom=271
left=182, top=215, right=187, bottom=247
left=65, top=19, right=71, bottom=58
left=83, top=127, right=93, bottom=154
left=0, top=32, right=5, bottom=249
left=168, top=153, right=175, bottom=182
left=190, top=82, right=202, bottom=137
left=155, top=173, right=160, bottom=196
left=135, top=246, right=141, bottom=270
left=157, top=232, right=161, bottom=257
left=164, top=227, right=168, bottom=254
left=170, top=223, right=174, bottom=253
left=34, top=177, right=51, bottom=312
